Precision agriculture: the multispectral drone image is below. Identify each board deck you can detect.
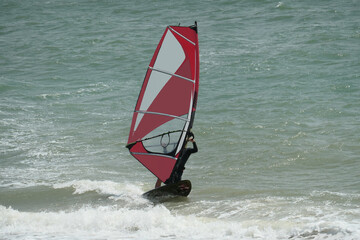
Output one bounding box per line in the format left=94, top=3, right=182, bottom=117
left=142, top=180, right=191, bottom=202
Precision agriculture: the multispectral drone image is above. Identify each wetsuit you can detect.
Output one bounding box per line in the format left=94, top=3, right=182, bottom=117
left=165, top=141, right=198, bottom=184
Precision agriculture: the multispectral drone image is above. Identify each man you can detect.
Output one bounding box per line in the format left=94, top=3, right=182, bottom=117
left=155, top=133, right=198, bottom=188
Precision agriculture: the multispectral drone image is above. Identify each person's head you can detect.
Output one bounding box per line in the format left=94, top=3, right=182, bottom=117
left=187, top=132, right=194, bottom=141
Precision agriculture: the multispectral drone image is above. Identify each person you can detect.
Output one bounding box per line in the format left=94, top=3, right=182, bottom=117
left=163, top=132, right=198, bottom=186
left=154, top=132, right=198, bottom=188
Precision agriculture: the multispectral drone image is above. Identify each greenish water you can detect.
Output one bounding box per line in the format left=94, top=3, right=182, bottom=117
left=1, top=0, right=359, bottom=239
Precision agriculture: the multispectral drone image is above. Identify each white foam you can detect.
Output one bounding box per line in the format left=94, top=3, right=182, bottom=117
left=310, top=190, right=360, bottom=199
left=53, top=180, right=135, bottom=195
left=53, top=179, right=149, bottom=206
left=1, top=204, right=359, bottom=240
left=1, top=181, right=360, bottom=239
left=276, top=2, right=284, bottom=8
left=0, top=205, right=278, bottom=240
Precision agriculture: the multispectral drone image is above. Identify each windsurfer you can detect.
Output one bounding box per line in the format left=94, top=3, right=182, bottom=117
left=155, top=133, right=198, bottom=188
left=164, top=132, right=198, bottom=186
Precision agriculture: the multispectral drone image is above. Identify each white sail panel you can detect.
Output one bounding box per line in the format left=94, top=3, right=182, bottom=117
left=153, top=30, right=185, bottom=73
left=175, top=93, right=193, bottom=155
left=134, top=71, right=171, bottom=131
left=134, top=30, right=185, bottom=131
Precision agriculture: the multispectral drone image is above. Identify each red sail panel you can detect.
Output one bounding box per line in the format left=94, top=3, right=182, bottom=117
left=129, top=141, right=177, bottom=182
left=127, top=23, right=199, bottom=182
left=129, top=75, right=194, bottom=143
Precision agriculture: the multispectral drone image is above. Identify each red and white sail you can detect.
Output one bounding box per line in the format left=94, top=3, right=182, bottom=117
left=127, top=23, right=199, bottom=182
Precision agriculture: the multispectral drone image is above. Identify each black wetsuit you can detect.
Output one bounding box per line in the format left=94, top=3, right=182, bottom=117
left=165, top=141, right=198, bottom=184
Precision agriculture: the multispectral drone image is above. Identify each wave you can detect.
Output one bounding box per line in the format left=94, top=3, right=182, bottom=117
left=52, top=179, right=149, bottom=207
left=37, top=82, right=110, bottom=100
left=1, top=180, right=359, bottom=239
left=1, top=203, right=359, bottom=240
left=53, top=179, right=139, bottom=195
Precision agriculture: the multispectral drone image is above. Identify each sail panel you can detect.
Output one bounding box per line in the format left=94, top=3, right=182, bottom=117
left=153, top=30, right=185, bottom=74
left=132, top=152, right=176, bottom=182
left=131, top=73, right=194, bottom=143
left=134, top=70, right=172, bottom=131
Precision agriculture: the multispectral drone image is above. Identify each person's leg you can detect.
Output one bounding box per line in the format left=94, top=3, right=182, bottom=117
left=155, top=178, right=162, bottom=188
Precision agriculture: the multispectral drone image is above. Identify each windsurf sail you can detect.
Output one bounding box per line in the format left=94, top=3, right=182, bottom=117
left=126, top=22, right=199, bottom=183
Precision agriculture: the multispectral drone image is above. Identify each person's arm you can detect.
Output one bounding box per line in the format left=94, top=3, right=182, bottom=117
left=189, top=139, right=198, bottom=153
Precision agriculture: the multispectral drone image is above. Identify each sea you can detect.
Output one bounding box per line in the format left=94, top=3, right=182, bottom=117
left=1, top=0, right=359, bottom=239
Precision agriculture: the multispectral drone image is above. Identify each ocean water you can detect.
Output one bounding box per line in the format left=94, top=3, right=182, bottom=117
left=1, top=0, right=359, bottom=239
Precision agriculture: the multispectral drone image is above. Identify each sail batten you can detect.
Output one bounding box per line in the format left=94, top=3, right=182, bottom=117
left=132, top=152, right=177, bottom=160
left=127, top=23, right=199, bottom=182
left=168, top=26, right=196, bottom=45
left=149, top=67, right=195, bottom=83
left=135, top=110, right=190, bottom=122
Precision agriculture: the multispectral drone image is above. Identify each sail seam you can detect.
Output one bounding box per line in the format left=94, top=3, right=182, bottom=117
left=135, top=110, right=189, bottom=122
left=132, top=152, right=177, bottom=160
left=168, top=27, right=196, bottom=46
left=149, top=67, right=195, bottom=83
